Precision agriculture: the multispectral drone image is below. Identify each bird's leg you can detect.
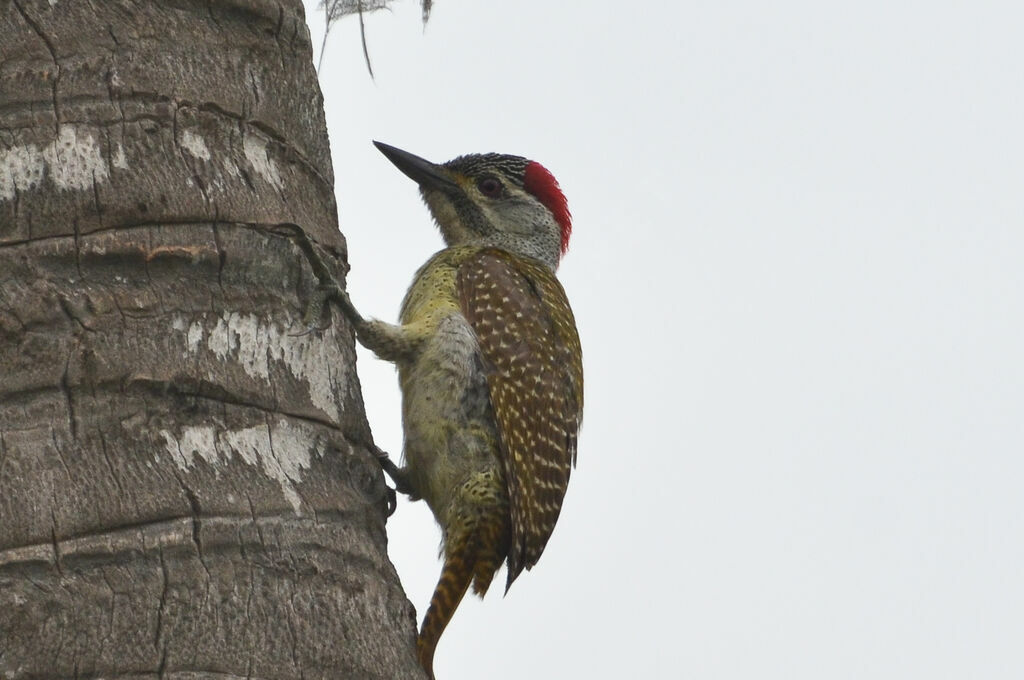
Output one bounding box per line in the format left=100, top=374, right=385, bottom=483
left=362, top=437, right=420, bottom=502
left=348, top=431, right=419, bottom=516
left=270, top=224, right=428, bottom=361
left=267, top=223, right=365, bottom=330
left=269, top=224, right=424, bottom=503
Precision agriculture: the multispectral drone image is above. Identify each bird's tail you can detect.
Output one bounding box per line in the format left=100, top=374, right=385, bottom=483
left=470, top=515, right=508, bottom=597
left=417, top=542, right=474, bottom=680
left=417, top=517, right=509, bottom=679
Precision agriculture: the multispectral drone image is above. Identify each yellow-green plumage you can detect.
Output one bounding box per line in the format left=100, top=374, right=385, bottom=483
left=355, top=244, right=582, bottom=678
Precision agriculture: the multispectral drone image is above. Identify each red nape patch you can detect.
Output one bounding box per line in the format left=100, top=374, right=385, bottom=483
left=523, top=161, right=572, bottom=256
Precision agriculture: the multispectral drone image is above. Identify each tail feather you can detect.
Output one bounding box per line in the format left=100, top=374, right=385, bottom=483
left=417, top=548, right=474, bottom=680
left=417, top=516, right=510, bottom=678
left=470, top=517, right=509, bottom=597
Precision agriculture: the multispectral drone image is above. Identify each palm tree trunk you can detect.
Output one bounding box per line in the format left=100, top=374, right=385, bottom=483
left=0, top=1, right=423, bottom=677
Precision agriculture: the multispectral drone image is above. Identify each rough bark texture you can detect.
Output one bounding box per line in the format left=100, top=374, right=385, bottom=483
left=0, top=1, right=424, bottom=678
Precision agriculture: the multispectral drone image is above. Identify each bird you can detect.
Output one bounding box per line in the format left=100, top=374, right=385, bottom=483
left=337, top=141, right=582, bottom=679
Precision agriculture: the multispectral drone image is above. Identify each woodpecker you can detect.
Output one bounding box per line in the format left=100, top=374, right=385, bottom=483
left=339, top=142, right=583, bottom=679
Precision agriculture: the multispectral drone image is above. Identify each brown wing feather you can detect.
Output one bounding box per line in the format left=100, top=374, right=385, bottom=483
left=457, top=249, right=583, bottom=590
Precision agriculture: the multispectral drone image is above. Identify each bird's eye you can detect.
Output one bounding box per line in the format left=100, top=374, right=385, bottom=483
left=477, top=176, right=503, bottom=198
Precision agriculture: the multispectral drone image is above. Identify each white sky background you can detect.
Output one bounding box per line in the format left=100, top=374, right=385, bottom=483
left=305, top=2, right=1023, bottom=678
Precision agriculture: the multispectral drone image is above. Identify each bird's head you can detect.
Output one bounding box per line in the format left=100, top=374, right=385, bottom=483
left=374, top=141, right=572, bottom=271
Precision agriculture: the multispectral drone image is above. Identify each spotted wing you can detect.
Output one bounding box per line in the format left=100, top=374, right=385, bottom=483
left=457, top=249, right=583, bottom=589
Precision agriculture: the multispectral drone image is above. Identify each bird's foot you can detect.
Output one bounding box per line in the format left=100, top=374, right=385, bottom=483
left=267, top=223, right=365, bottom=332
left=364, top=440, right=419, bottom=503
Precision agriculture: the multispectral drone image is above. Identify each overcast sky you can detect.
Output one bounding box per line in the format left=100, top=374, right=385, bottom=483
left=305, top=2, right=1023, bottom=678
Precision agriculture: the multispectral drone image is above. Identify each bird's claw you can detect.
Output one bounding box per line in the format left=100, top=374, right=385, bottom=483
left=267, top=223, right=364, bottom=332
left=301, top=285, right=333, bottom=329
left=383, top=484, right=398, bottom=517
left=367, top=442, right=419, bottom=502
left=366, top=443, right=416, bottom=517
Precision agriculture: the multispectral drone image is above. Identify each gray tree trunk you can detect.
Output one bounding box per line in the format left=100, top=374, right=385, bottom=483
left=0, top=1, right=423, bottom=677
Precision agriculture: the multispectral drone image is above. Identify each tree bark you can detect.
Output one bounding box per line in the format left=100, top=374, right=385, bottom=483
left=0, top=1, right=423, bottom=677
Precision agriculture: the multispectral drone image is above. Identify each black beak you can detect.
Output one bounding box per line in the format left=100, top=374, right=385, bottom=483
left=373, top=141, right=459, bottom=192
